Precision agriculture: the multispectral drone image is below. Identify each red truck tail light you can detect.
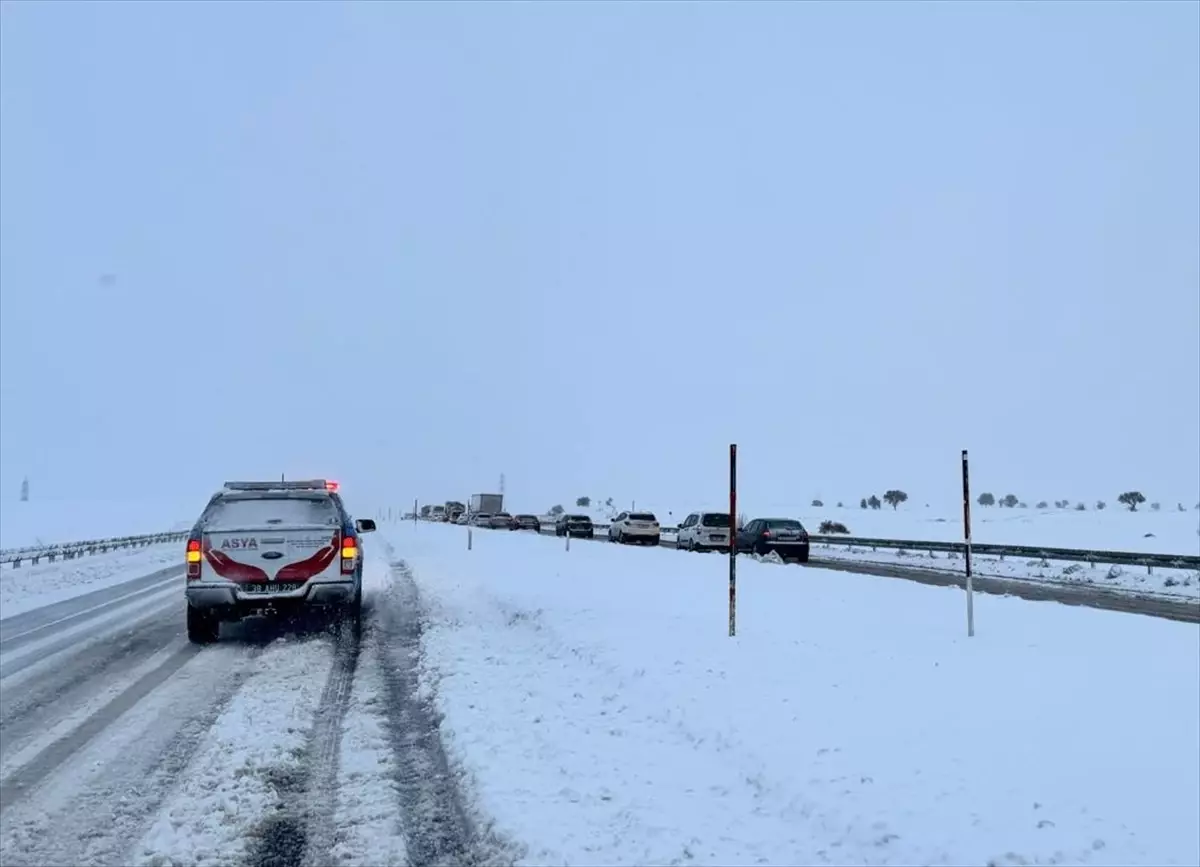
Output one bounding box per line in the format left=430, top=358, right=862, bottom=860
left=341, top=535, right=357, bottom=573
left=187, top=539, right=202, bottom=579
left=761, top=530, right=772, bottom=538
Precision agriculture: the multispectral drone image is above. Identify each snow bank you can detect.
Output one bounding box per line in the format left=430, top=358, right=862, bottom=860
left=810, top=541, right=1200, bottom=601
left=390, top=522, right=1200, bottom=867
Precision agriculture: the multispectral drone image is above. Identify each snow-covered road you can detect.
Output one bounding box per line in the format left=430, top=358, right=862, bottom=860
left=0, top=552, right=512, bottom=867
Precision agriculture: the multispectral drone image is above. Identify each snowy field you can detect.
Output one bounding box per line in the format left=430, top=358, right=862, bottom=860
left=0, top=497, right=197, bottom=549
left=392, top=521, right=1200, bottom=867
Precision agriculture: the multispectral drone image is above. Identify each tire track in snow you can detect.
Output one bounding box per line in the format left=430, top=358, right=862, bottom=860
left=0, top=641, right=267, bottom=867
left=375, top=557, right=513, bottom=867
left=0, top=616, right=183, bottom=770
left=241, top=624, right=362, bottom=867
left=0, top=641, right=202, bottom=814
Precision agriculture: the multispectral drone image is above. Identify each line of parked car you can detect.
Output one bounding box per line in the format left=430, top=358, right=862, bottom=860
left=454, top=511, right=546, bottom=532
left=453, top=509, right=811, bottom=563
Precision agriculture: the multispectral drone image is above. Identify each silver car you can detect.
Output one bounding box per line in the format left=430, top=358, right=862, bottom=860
left=677, top=511, right=733, bottom=552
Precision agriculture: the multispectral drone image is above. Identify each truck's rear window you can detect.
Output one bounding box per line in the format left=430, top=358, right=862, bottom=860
left=205, top=496, right=339, bottom=530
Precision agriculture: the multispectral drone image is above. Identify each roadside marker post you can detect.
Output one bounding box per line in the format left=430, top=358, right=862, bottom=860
left=962, top=449, right=975, bottom=637
left=468, top=527, right=473, bottom=550
left=729, top=443, right=737, bottom=638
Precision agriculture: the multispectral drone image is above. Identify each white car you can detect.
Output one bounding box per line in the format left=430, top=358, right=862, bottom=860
left=469, top=513, right=492, bottom=527
left=608, top=511, right=661, bottom=545
left=676, top=511, right=733, bottom=552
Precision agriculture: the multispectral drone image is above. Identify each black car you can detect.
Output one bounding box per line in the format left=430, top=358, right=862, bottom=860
left=511, top=514, right=541, bottom=532
left=555, top=513, right=594, bottom=538
left=736, top=518, right=810, bottom=562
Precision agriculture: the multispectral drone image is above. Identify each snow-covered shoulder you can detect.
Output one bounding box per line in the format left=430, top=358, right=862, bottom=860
left=388, top=521, right=1200, bottom=867
left=0, top=546, right=183, bottom=620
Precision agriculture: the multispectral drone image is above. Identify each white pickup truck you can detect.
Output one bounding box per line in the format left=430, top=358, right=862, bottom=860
left=184, top=479, right=376, bottom=643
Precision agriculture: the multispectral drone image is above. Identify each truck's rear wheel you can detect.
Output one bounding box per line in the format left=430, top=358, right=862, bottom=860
left=187, top=606, right=219, bottom=644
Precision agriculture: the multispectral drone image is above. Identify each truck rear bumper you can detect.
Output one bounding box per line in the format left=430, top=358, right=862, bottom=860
left=187, top=580, right=357, bottom=619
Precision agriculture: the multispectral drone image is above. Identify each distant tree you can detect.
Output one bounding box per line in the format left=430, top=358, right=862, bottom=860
left=1117, top=491, right=1146, bottom=512
left=836, top=501, right=844, bottom=508
left=811, top=499, right=824, bottom=508
left=1018, top=502, right=1028, bottom=508
left=1150, top=502, right=1161, bottom=512
left=868, top=495, right=882, bottom=510
left=1178, top=503, right=1187, bottom=512
left=1096, top=500, right=1107, bottom=510
left=860, top=498, right=868, bottom=509
left=576, top=496, right=591, bottom=507
left=819, top=520, right=850, bottom=534
left=883, top=490, right=908, bottom=510
left=1001, top=494, right=1019, bottom=509
left=1075, top=502, right=1087, bottom=511
left=549, top=504, right=565, bottom=515
left=978, top=492, right=995, bottom=507
left=605, top=497, right=613, bottom=508
left=1036, top=501, right=1048, bottom=509
left=737, top=512, right=747, bottom=528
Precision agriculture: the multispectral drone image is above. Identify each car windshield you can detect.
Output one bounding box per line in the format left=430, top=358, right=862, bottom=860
left=766, top=519, right=805, bottom=530
left=701, top=513, right=731, bottom=527
left=629, top=513, right=657, bottom=522
left=204, top=495, right=339, bottom=530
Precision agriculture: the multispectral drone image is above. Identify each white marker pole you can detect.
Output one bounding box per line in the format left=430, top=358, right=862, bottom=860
left=565, top=530, right=571, bottom=552
left=468, top=526, right=473, bottom=551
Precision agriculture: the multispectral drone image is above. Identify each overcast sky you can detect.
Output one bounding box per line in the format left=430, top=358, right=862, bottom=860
left=1, top=0, right=1197, bottom=517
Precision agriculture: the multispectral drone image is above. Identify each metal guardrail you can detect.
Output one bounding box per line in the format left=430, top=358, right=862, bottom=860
left=804, top=535, right=1200, bottom=572
left=526, top=519, right=1200, bottom=572
left=0, top=531, right=188, bottom=568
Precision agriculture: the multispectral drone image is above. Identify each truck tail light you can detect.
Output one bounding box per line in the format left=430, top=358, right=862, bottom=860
left=187, top=539, right=202, bottom=579
left=341, top=535, right=358, bottom=574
